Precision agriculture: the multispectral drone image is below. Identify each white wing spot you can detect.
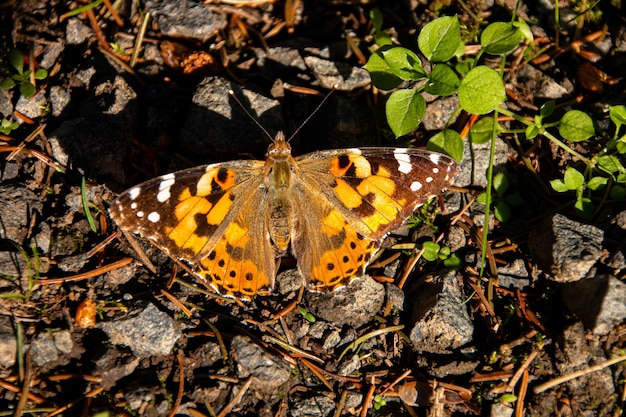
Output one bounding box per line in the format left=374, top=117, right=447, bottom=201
left=147, top=212, right=160, bottom=223
left=429, top=153, right=441, bottom=164
left=130, top=202, right=137, bottom=209
left=394, top=150, right=412, bottom=174
left=129, top=187, right=141, bottom=200
left=156, top=174, right=176, bottom=203
left=426, top=177, right=433, bottom=183
left=136, top=211, right=144, bottom=218
left=346, top=148, right=363, bottom=155
left=410, top=181, right=423, bottom=191
left=432, top=167, right=439, bottom=174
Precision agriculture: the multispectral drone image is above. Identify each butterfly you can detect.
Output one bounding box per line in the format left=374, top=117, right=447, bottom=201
left=109, top=132, right=459, bottom=300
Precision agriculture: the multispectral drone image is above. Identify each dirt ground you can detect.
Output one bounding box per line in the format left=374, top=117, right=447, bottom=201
left=1, top=1, right=625, bottom=416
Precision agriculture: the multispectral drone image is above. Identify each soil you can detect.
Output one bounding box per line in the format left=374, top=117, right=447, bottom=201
left=1, top=1, right=626, bottom=416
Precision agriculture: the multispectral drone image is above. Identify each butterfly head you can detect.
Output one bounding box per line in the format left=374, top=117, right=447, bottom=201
left=267, top=131, right=292, bottom=159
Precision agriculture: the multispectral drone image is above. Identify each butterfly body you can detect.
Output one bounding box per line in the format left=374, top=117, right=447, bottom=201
left=109, top=132, right=459, bottom=300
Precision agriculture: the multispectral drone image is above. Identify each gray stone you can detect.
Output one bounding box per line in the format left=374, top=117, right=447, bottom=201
left=49, top=85, right=72, bottom=117
left=561, top=274, right=626, bottom=335
left=179, top=76, right=284, bottom=157
left=304, top=275, right=384, bottom=327
left=290, top=392, right=336, bottom=417
left=303, top=55, right=371, bottom=91
left=97, top=303, right=181, bottom=357
left=0, top=86, right=13, bottom=119
left=0, top=316, right=16, bottom=368
left=529, top=214, right=603, bottom=283
left=145, top=0, right=227, bottom=42
left=515, top=65, right=573, bottom=99
left=408, top=270, right=473, bottom=353
left=0, top=185, right=43, bottom=244
left=230, top=335, right=291, bottom=389
left=554, top=322, right=615, bottom=409
left=422, top=95, right=460, bottom=131
left=15, top=89, right=48, bottom=119
left=29, top=330, right=72, bottom=366
left=454, top=137, right=509, bottom=188
left=65, top=18, right=93, bottom=45
left=497, top=258, right=530, bottom=289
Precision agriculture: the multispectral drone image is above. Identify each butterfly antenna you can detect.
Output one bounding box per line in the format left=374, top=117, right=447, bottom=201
left=287, top=84, right=337, bottom=142
left=228, top=89, right=274, bottom=142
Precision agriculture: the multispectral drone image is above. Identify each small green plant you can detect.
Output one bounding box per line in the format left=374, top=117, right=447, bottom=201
left=1, top=117, right=19, bottom=134
left=476, top=172, right=523, bottom=222
left=0, top=49, right=48, bottom=98
left=299, top=306, right=316, bottom=323
left=373, top=394, right=387, bottom=410
left=421, top=240, right=462, bottom=269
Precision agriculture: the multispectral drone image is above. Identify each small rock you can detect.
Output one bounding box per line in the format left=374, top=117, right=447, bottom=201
left=15, top=89, right=47, bottom=120
left=303, top=55, right=371, bottom=91
left=49, top=85, right=71, bottom=118
left=95, top=349, right=141, bottom=390
left=515, top=65, right=573, bottom=99
left=422, top=95, right=460, bottom=131
left=529, top=214, right=603, bottom=283
left=0, top=86, right=13, bottom=118
left=289, top=392, right=336, bottom=417
left=0, top=316, right=17, bottom=368
left=276, top=268, right=304, bottom=296
left=179, top=76, right=284, bottom=157
left=336, top=354, right=360, bottom=376
left=230, top=335, right=291, bottom=389
left=30, top=329, right=72, bottom=366
left=145, top=0, right=227, bottom=42
left=490, top=402, right=514, bottom=417
left=455, top=137, right=509, bottom=188
left=97, top=303, right=181, bottom=357
left=0, top=185, right=43, bottom=244
left=554, top=322, right=615, bottom=411
left=561, top=274, right=626, bottom=335
left=65, top=17, right=93, bottom=45
left=385, top=283, right=405, bottom=312
left=304, top=275, right=384, bottom=327
left=497, top=258, right=530, bottom=289
left=408, top=270, right=473, bottom=353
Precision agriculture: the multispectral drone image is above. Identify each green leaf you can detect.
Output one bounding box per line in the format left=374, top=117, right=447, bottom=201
left=563, top=167, right=584, bottom=190
left=587, top=176, right=608, bottom=191
left=513, top=19, right=533, bottom=44
left=469, top=116, right=498, bottom=144
left=574, top=196, right=593, bottom=219
left=617, top=142, right=626, bottom=154
left=597, top=155, right=624, bottom=175
left=481, top=22, right=522, bottom=55
left=610, top=185, right=626, bottom=199
left=559, top=110, right=595, bottom=142
left=422, top=241, right=440, bottom=261
left=458, top=66, right=506, bottom=115
left=381, top=47, right=427, bottom=81
left=386, top=89, right=426, bottom=137
left=370, top=8, right=383, bottom=32
left=34, top=68, right=48, bottom=80
left=418, top=16, right=461, bottom=62
left=493, top=172, right=509, bottom=194
left=425, top=63, right=459, bottom=96
left=8, top=49, right=24, bottom=74
left=497, top=393, right=518, bottom=403
left=504, top=192, right=523, bottom=206
left=443, top=253, right=462, bottom=269
left=476, top=192, right=487, bottom=204
left=550, top=179, right=569, bottom=192
left=494, top=201, right=511, bottom=222
left=363, top=49, right=403, bottom=90
left=525, top=124, right=539, bottom=140
left=427, top=129, right=464, bottom=162
left=609, top=105, right=626, bottom=130
left=540, top=100, right=555, bottom=118
left=0, top=78, right=16, bottom=90
left=19, top=82, right=36, bottom=98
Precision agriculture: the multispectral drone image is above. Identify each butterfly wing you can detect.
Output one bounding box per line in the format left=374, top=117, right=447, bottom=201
left=109, top=160, right=276, bottom=299
left=293, top=148, right=458, bottom=289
